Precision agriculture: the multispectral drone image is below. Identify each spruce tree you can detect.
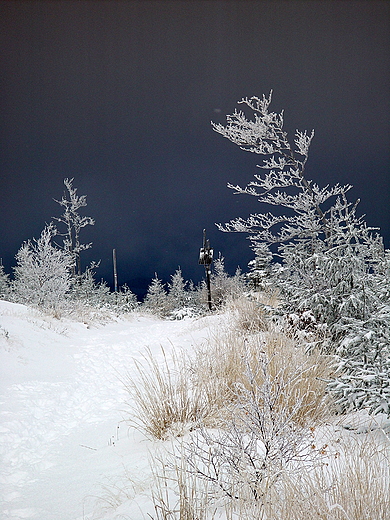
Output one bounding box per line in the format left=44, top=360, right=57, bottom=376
left=247, top=243, right=273, bottom=290
left=167, top=267, right=188, bottom=313
left=143, top=274, right=169, bottom=317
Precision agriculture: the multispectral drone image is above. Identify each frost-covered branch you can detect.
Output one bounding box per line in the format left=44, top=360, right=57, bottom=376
left=53, top=178, right=95, bottom=277
left=212, top=92, right=328, bottom=243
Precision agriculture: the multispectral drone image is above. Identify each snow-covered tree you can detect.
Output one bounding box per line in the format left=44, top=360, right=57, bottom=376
left=110, top=284, right=138, bottom=313
left=167, top=267, right=188, bottom=310
left=53, top=178, right=95, bottom=277
left=69, top=264, right=138, bottom=313
left=13, top=223, right=73, bottom=311
left=0, top=263, right=10, bottom=300
left=143, top=274, right=169, bottom=317
left=213, top=91, right=345, bottom=251
left=207, top=255, right=246, bottom=307
left=68, top=262, right=108, bottom=306
left=165, top=267, right=200, bottom=319
left=247, top=243, right=273, bottom=290
left=213, top=92, right=390, bottom=415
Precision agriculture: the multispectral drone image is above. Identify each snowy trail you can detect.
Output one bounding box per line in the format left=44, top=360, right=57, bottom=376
left=0, top=302, right=215, bottom=520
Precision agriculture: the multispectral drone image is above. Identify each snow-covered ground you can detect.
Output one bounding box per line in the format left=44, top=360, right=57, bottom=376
left=0, top=300, right=219, bottom=520
left=1, top=299, right=390, bottom=520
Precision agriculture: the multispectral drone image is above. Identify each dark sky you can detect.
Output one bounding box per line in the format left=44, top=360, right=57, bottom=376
left=1, top=0, right=389, bottom=298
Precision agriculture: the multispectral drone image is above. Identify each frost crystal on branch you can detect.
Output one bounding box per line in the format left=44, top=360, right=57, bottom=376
left=294, top=129, right=315, bottom=157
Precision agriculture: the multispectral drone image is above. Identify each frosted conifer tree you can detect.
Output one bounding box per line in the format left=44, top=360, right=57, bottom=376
left=53, top=178, right=95, bottom=277
left=0, top=263, right=10, bottom=300
left=167, top=267, right=188, bottom=312
left=111, top=284, right=138, bottom=313
left=213, top=92, right=390, bottom=415
left=69, top=262, right=109, bottom=306
left=69, top=264, right=138, bottom=313
left=143, top=274, right=169, bottom=317
left=247, top=243, right=273, bottom=290
left=13, top=223, right=72, bottom=311
left=210, top=255, right=246, bottom=307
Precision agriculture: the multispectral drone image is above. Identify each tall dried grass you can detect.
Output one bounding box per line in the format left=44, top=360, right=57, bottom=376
left=193, top=328, right=332, bottom=427
left=223, top=291, right=280, bottom=333
left=149, top=447, right=217, bottom=520
left=126, top=326, right=332, bottom=442
left=124, top=346, right=216, bottom=440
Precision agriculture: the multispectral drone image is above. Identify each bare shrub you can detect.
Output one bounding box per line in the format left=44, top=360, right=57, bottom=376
left=183, top=337, right=332, bottom=507
left=220, top=432, right=390, bottom=520
left=144, top=430, right=390, bottom=520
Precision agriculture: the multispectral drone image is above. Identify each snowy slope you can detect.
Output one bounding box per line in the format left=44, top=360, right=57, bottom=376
left=2, top=300, right=390, bottom=520
left=0, top=300, right=217, bottom=520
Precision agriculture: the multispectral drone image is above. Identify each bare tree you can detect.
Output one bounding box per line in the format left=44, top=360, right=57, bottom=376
left=53, top=178, right=95, bottom=277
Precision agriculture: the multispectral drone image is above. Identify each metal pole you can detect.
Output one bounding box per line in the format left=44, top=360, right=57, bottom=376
left=113, top=248, right=118, bottom=292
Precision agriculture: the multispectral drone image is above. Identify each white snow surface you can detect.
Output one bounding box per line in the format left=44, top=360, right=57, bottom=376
left=1, top=300, right=390, bottom=520
left=0, top=300, right=219, bottom=520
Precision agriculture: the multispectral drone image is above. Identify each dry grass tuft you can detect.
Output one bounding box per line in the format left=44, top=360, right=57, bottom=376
left=223, top=291, right=280, bottom=333
left=193, top=328, right=333, bottom=427
left=224, top=297, right=268, bottom=333
left=124, top=346, right=216, bottom=440
left=125, top=307, right=333, bottom=439
left=149, top=448, right=216, bottom=520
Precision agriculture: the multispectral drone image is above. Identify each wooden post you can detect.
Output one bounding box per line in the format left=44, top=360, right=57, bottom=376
left=112, top=248, right=118, bottom=292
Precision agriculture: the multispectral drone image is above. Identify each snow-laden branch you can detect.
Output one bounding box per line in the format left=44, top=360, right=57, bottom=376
left=212, top=93, right=337, bottom=244
left=53, top=178, right=95, bottom=277
left=294, top=129, right=315, bottom=158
